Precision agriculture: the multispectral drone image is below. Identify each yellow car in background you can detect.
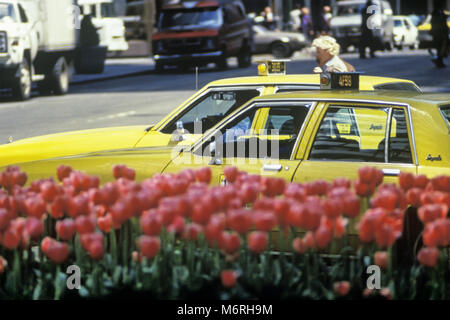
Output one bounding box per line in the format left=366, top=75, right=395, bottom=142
left=0, top=64, right=421, bottom=168
left=417, top=10, right=450, bottom=49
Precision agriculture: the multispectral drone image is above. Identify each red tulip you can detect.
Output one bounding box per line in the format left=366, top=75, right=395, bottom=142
left=314, top=219, right=334, bottom=249
left=167, top=216, right=186, bottom=236
left=57, top=165, right=73, bottom=182
left=41, top=237, right=69, bottom=264
left=183, top=223, right=203, bottom=241
left=75, top=216, right=96, bottom=235
left=140, top=210, right=162, bottom=236
left=97, top=214, right=113, bottom=233
left=86, top=240, right=104, bottom=260
left=227, top=208, right=253, bottom=234
left=304, top=231, right=315, bottom=249
left=218, top=231, right=241, bottom=254
left=253, top=210, right=277, bottom=232
left=24, top=217, right=43, bottom=240
left=204, top=214, right=226, bottom=246
left=2, top=228, right=20, bottom=250
left=375, top=251, right=389, bottom=269
left=332, top=178, right=351, bottom=189
left=342, top=194, right=360, bottom=218
left=334, top=281, right=350, bottom=296
left=406, top=188, right=423, bottom=207
left=221, top=270, right=238, bottom=288
left=224, top=167, right=239, bottom=183
left=429, top=176, right=450, bottom=193
left=358, top=166, right=383, bottom=186
left=67, top=194, right=90, bottom=217
left=354, top=179, right=376, bottom=197
left=80, top=233, right=103, bottom=252
left=292, top=237, right=307, bottom=254
left=137, top=235, right=160, bottom=259
left=284, top=183, right=307, bottom=201
left=50, top=195, right=68, bottom=219
left=417, top=247, right=440, bottom=268
left=323, top=197, right=344, bottom=220
left=418, top=204, right=448, bottom=224
left=239, top=182, right=259, bottom=204
left=413, top=174, right=429, bottom=189
left=0, top=208, right=10, bottom=231
left=247, top=231, right=268, bottom=254
left=24, top=196, right=46, bottom=219
left=195, top=167, right=212, bottom=184
left=398, top=172, right=415, bottom=191
left=56, top=219, right=76, bottom=241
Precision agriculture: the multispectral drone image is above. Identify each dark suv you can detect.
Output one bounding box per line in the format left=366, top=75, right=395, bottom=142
left=152, top=0, right=253, bottom=72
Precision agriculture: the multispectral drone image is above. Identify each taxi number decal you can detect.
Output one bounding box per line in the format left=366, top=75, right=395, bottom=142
left=338, top=75, right=352, bottom=87
left=268, top=61, right=285, bottom=74
left=336, top=123, right=351, bottom=134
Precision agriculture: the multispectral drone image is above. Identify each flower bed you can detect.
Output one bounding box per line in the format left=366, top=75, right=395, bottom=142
left=0, top=165, right=448, bottom=300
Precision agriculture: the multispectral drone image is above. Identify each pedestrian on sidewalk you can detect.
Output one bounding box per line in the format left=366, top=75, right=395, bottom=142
left=311, top=35, right=356, bottom=73
left=430, top=0, right=449, bottom=68
left=359, top=0, right=377, bottom=59
left=301, top=7, right=314, bottom=41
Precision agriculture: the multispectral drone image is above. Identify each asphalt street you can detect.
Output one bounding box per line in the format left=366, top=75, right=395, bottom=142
left=0, top=49, right=449, bottom=142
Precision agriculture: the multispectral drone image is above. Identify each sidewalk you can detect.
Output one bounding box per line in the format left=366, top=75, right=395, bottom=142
left=70, top=57, right=155, bottom=85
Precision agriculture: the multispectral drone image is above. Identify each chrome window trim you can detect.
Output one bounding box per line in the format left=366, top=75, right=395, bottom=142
left=438, top=105, right=450, bottom=130
left=274, top=85, right=320, bottom=93
left=385, top=108, right=393, bottom=163
left=406, top=105, right=419, bottom=166
left=191, top=100, right=316, bottom=161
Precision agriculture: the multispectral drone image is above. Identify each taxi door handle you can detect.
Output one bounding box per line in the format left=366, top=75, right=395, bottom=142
left=382, top=169, right=400, bottom=177
left=263, top=164, right=282, bottom=172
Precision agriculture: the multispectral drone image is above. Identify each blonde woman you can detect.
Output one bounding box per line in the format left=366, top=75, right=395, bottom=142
left=311, top=36, right=355, bottom=73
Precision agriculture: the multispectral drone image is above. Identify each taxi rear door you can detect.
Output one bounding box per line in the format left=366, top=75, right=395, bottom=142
left=292, top=100, right=418, bottom=184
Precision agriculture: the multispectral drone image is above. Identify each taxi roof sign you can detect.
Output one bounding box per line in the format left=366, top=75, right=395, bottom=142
left=257, top=60, right=289, bottom=76
left=320, top=72, right=361, bottom=90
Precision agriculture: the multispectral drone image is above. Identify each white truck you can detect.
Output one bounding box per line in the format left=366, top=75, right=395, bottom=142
left=77, top=0, right=128, bottom=53
left=330, top=0, right=394, bottom=53
left=0, top=0, right=77, bottom=100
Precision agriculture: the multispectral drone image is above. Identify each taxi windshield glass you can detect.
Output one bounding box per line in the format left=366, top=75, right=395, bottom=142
left=159, top=8, right=221, bottom=30
left=440, top=106, right=450, bottom=126
left=0, top=3, right=16, bottom=22
left=161, top=89, right=260, bottom=134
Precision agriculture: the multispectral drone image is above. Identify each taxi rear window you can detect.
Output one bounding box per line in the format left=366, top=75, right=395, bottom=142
left=440, top=106, right=450, bottom=127
left=373, top=82, right=421, bottom=92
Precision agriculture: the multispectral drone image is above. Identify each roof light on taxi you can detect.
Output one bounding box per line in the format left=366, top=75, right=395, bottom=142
left=320, top=72, right=361, bottom=90
left=257, top=60, right=289, bottom=76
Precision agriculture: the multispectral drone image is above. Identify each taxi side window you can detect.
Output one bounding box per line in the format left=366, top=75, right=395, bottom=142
left=161, top=89, right=260, bottom=134
left=309, top=106, right=413, bottom=164
left=198, top=105, right=309, bottom=160
left=309, top=106, right=387, bottom=162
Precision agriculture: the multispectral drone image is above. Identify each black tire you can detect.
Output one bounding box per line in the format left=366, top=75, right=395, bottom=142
left=237, top=42, right=252, bottom=68
left=216, top=55, right=228, bottom=71
left=271, top=42, right=292, bottom=58
left=50, top=57, right=69, bottom=95
left=12, top=57, right=32, bottom=101
left=154, top=61, right=164, bottom=73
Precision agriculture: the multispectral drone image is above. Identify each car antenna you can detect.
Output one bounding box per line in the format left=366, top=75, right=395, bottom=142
left=195, top=66, right=199, bottom=91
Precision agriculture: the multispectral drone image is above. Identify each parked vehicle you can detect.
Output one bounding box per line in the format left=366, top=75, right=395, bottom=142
left=252, top=25, right=307, bottom=58
left=330, top=0, right=394, bottom=53
left=152, top=0, right=253, bottom=72
left=393, top=15, right=419, bottom=50
left=77, top=0, right=128, bottom=53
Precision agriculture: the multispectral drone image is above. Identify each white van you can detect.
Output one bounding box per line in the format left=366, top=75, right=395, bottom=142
left=330, top=0, right=394, bottom=53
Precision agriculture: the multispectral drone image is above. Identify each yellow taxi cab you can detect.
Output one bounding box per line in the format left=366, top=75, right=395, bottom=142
left=9, top=72, right=449, bottom=188
left=0, top=61, right=421, bottom=168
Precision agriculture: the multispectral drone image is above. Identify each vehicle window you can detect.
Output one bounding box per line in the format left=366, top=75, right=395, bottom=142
left=373, top=82, right=421, bottom=92
left=394, top=20, right=403, bottom=27
left=161, top=89, right=260, bottom=134
left=0, top=3, right=16, bottom=22
left=439, top=106, right=450, bottom=126
left=385, top=109, right=413, bottom=164
left=197, top=105, right=310, bottom=160
left=160, top=8, right=221, bottom=30
left=336, top=4, right=364, bottom=16
left=309, top=106, right=389, bottom=162
left=101, top=3, right=116, bottom=18
left=18, top=4, right=27, bottom=23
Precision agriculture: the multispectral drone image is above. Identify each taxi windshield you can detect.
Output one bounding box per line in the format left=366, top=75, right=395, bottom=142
left=0, top=3, right=16, bottom=22
left=161, top=89, right=260, bottom=134
left=159, top=8, right=221, bottom=30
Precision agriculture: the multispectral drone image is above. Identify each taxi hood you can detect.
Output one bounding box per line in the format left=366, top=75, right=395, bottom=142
left=0, top=125, right=151, bottom=167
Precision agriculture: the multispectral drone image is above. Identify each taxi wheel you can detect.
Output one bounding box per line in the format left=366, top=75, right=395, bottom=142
left=216, top=56, right=228, bottom=71
left=12, top=58, right=32, bottom=101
